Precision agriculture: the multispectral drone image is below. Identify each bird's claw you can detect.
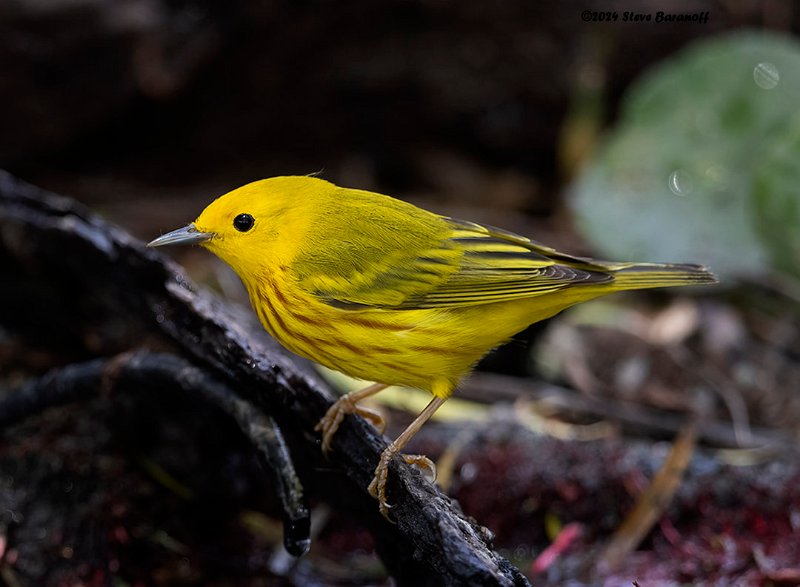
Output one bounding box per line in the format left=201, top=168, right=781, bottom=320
left=355, top=405, right=387, bottom=434
left=368, top=447, right=396, bottom=519
left=315, top=395, right=386, bottom=454
left=368, top=449, right=437, bottom=520
left=403, top=454, right=437, bottom=483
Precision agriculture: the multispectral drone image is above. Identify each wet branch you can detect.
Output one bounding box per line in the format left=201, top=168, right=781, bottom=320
left=0, top=351, right=311, bottom=556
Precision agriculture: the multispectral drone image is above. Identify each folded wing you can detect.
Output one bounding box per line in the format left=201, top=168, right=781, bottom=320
left=295, top=204, right=613, bottom=310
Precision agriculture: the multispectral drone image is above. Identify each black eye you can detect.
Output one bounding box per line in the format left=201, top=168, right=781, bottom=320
left=233, top=213, right=254, bottom=232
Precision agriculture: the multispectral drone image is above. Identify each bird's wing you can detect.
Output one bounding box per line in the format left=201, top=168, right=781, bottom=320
left=389, top=218, right=613, bottom=309
left=295, top=209, right=612, bottom=310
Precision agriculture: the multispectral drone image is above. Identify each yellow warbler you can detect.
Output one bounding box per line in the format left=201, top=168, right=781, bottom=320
left=148, top=176, right=716, bottom=517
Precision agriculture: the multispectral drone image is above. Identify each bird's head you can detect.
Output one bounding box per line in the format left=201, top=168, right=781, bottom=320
left=148, top=176, right=333, bottom=273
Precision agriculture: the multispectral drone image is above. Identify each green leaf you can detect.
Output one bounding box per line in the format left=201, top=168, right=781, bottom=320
left=570, top=31, right=800, bottom=280
left=752, top=121, right=800, bottom=278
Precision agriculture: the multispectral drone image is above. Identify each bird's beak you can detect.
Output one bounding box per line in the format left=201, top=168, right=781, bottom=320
left=147, top=224, right=214, bottom=247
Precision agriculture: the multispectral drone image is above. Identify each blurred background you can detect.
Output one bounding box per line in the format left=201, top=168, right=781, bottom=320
left=3, top=0, right=800, bottom=585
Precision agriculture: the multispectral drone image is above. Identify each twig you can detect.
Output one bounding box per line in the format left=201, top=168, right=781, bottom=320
left=598, top=420, right=698, bottom=571
left=459, top=372, right=796, bottom=454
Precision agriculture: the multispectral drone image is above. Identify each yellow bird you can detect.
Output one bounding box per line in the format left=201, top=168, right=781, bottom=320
left=148, top=176, right=716, bottom=517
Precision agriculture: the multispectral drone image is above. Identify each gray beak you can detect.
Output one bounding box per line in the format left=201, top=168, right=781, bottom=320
left=147, top=224, right=214, bottom=247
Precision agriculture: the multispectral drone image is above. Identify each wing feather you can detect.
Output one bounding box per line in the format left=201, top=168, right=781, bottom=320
left=294, top=198, right=612, bottom=310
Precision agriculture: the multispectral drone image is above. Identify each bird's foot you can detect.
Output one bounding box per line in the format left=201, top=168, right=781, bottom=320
left=403, top=453, right=437, bottom=483
left=368, top=446, right=396, bottom=519
left=315, top=395, right=386, bottom=454
left=367, top=448, right=437, bottom=519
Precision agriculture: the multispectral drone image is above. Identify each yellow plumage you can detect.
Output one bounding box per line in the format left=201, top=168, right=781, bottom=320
left=149, top=175, right=717, bottom=517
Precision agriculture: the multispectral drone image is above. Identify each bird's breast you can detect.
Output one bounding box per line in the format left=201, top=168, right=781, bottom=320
left=242, top=272, right=485, bottom=394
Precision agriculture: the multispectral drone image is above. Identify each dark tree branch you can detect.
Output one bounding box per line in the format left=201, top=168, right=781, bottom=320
left=0, top=171, right=530, bottom=586
left=0, top=351, right=311, bottom=556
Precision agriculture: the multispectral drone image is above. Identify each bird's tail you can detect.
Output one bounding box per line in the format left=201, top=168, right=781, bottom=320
left=610, top=262, right=718, bottom=291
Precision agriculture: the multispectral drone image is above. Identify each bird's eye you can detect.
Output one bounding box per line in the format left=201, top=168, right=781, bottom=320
left=233, top=213, right=254, bottom=232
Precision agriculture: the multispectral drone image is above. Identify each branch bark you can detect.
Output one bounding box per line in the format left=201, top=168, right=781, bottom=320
left=0, top=351, right=312, bottom=556
left=0, top=171, right=530, bottom=586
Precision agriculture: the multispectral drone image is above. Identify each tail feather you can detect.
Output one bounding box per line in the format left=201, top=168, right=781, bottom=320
left=611, top=263, right=718, bottom=291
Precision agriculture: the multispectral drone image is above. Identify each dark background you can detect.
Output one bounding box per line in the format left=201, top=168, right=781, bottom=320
left=3, top=0, right=781, bottom=220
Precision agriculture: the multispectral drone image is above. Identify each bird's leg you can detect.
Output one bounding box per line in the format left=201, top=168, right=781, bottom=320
left=315, top=383, right=388, bottom=453
left=368, top=396, right=447, bottom=519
